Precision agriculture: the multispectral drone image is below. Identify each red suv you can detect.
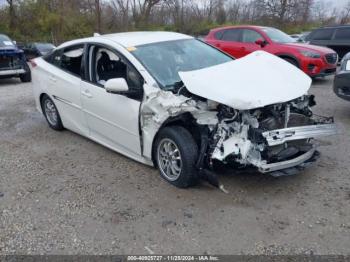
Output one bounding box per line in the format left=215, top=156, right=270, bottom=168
left=205, top=25, right=338, bottom=78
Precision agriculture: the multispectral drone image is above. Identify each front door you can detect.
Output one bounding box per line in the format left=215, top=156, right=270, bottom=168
left=80, top=44, right=144, bottom=158
left=240, top=29, right=265, bottom=56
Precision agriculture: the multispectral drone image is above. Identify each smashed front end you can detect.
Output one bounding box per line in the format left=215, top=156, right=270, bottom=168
left=207, top=95, right=336, bottom=177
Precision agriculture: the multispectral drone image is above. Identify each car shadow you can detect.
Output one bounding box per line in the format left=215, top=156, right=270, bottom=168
left=0, top=78, right=21, bottom=85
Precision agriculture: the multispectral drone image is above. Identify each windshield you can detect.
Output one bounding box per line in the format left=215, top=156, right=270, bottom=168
left=131, top=39, right=232, bottom=89
left=35, top=43, right=55, bottom=52
left=262, top=28, right=296, bottom=43
left=0, top=34, right=14, bottom=48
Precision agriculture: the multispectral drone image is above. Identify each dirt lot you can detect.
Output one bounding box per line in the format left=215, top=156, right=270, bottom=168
left=0, top=76, right=349, bottom=255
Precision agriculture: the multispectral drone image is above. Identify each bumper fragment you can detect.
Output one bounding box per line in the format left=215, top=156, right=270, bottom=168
left=258, top=146, right=317, bottom=173
left=262, top=124, right=337, bottom=146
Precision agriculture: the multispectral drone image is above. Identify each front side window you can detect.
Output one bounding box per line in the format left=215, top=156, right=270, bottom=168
left=131, top=39, right=232, bottom=90
left=89, top=45, right=143, bottom=90
left=261, top=27, right=295, bottom=43
left=242, top=29, right=263, bottom=43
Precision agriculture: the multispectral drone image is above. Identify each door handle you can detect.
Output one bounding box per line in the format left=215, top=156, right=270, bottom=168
left=81, top=90, right=92, bottom=98
left=216, top=43, right=221, bottom=47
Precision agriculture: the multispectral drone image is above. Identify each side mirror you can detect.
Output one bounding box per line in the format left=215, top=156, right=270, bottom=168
left=255, top=38, right=267, bottom=47
left=105, top=78, right=129, bottom=94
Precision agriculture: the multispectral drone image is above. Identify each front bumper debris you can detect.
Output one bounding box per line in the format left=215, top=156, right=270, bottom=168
left=258, top=146, right=317, bottom=173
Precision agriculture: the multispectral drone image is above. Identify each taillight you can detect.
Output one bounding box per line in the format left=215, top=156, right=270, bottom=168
left=29, top=59, right=37, bottom=68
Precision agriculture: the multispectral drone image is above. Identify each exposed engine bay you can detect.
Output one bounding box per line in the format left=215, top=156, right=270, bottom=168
left=141, top=89, right=337, bottom=182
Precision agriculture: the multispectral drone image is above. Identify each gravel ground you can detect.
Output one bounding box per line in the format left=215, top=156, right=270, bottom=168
left=0, top=76, right=349, bottom=255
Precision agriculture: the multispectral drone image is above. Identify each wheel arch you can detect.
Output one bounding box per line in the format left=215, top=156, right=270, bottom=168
left=150, top=112, right=202, bottom=167
left=276, top=53, right=300, bottom=68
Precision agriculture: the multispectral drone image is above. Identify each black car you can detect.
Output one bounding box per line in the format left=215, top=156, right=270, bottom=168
left=0, top=34, right=31, bottom=82
left=334, top=52, right=350, bottom=101
left=305, top=25, right=350, bottom=60
left=23, top=42, right=55, bottom=60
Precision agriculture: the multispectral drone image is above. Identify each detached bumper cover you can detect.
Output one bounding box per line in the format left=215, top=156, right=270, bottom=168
left=262, top=124, right=337, bottom=146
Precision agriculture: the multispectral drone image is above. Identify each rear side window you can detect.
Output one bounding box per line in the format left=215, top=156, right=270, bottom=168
left=311, top=29, right=334, bottom=40
left=60, top=45, right=84, bottom=77
left=221, top=29, right=241, bottom=41
left=44, top=50, right=61, bottom=67
left=334, top=28, right=350, bottom=40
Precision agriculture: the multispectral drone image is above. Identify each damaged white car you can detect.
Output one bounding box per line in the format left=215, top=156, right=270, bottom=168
left=32, top=32, right=337, bottom=189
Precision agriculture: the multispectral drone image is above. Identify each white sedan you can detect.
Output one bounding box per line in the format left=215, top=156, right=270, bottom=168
left=32, top=32, right=337, bottom=188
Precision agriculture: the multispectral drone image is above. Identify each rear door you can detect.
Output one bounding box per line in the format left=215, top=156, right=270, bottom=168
left=44, top=44, right=88, bottom=135
left=80, top=44, right=143, bottom=158
left=216, top=29, right=244, bottom=58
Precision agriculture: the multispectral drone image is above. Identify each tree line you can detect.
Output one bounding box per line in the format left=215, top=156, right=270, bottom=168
left=0, top=0, right=349, bottom=44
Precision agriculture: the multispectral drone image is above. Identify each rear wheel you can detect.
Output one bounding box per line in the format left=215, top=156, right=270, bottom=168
left=154, top=126, right=198, bottom=188
left=20, top=63, right=31, bottom=83
left=41, top=95, right=64, bottom=131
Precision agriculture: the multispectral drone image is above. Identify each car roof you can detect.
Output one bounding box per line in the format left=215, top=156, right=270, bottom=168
left=59, top=31, right=193, bottom=49
left=210, top=25, right=270, bottom=32
left=319, top=25, right=350, bottom=29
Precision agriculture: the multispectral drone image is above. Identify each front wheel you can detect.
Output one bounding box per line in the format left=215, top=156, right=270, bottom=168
left=154, top=126, right=199, bottom=188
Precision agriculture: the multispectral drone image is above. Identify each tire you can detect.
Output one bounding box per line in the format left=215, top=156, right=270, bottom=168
left=282, top=57, right=299, bottom=68
left=41, top=95, right=64, bottom=131
left=154, top=126, right=199, bottom=188
left=20, top=63, right=32, bottom=83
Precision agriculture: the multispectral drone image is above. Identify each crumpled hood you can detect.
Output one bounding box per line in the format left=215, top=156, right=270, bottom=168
left=179, top=51, right=312, bottom=110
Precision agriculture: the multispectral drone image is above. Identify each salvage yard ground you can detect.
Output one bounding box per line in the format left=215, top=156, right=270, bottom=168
left=0, top=76, right=349, bottom=254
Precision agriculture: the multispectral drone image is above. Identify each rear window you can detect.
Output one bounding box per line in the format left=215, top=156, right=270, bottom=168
left=311, top=29, right=334, bottom=40
left=221, top=29, right=241, bottom=42
left=334, top=28, right=350, bottom=40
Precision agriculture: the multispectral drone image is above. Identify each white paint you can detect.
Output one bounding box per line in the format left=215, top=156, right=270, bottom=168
left=179, top=51, right=312, bottom=110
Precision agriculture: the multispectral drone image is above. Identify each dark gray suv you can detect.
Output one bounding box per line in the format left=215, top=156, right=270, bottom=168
left=306, top=25, right=350, bottom=60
